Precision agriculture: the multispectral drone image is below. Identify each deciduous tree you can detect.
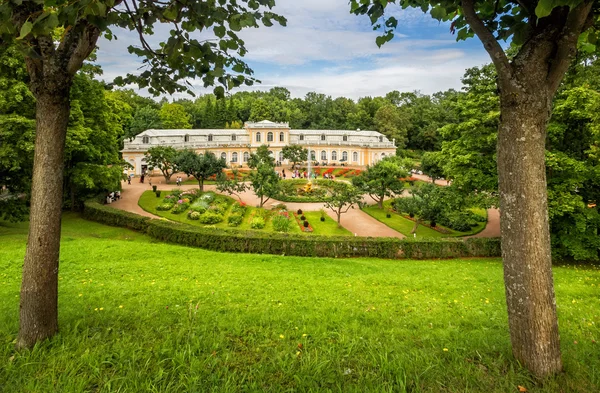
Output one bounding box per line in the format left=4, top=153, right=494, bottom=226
left=281, top=144, right=308, bottom=169
left=176, top=150, right=227, bottom=191
left=351, top=156, right=408, bottom=209
left=324, top=182, right=362, bottom=225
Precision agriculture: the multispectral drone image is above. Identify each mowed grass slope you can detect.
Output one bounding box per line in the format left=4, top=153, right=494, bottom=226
left=0, top=214, right=598, bottom=392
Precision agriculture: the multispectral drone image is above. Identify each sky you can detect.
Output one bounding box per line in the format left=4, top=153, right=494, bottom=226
left=95, top=0, right=492, bottom=101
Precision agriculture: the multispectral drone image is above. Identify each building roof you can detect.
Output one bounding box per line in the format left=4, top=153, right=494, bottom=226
left=139, top=129, right=247, bottom=137
left=290, top=129, right=383, bottom=138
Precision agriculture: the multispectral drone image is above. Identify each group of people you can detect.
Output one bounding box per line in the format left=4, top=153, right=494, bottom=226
left=105, top=191, right=121, bottom=204
left=175, top=176, right=183, bottom=186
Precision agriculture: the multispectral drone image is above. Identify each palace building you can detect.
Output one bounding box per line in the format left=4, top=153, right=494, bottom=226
left=122, top=120, right=397, bottom=175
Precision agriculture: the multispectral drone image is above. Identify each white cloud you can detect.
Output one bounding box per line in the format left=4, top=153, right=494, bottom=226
left=94, top=1, right=491, bottom=100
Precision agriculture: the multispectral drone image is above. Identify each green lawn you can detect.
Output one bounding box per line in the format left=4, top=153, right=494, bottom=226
left=362, top=201, right=488, bottom=239
left=1, top=214, right=598, bottom=392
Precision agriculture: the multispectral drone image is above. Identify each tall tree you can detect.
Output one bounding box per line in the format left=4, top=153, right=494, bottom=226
left=281, top=144, right=308, bottom=169
left=353, top=0, right=597, bottom=376
left=176, top=150, right=227, bottom=191
left=248, top=145, right=280, bottom=207
left=351, top=156, right=409, bottom=208
left=145, top=146, right=179, bottom=184
left=1, top=0, right=285, bottom=349
left=324, top=182, right=363, bottom=225
left=159, top=103, right=192, bottom=129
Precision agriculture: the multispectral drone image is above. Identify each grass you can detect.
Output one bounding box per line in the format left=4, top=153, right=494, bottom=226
left=362, top=200, right=488, bottom=239
left=0, top=214, right=598, bottom=392
left=139, top=191, right=352, bottom=236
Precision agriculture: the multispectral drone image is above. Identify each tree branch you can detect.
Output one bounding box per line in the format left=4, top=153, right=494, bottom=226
left=547, top=1, right=594, bottom=93
left=461, top=0, right=513, bottom=82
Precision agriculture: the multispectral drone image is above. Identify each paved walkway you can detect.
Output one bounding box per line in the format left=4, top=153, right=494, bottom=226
left=109, top=175, right=500, bottom=239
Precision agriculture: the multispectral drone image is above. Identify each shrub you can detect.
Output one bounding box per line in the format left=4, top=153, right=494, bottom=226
left=198, top=211, right=224, bottom=224
left=300, top=215, right=306, bottom=221
left=303, top=220, right=309, bottom=228
left=170, top=189, right=183, bottom=198
left=297, top=209, right=303, bottom=215
left=208, top=205, right=225, bottom=215
left=152, top=185, right=157, bottom=192
left=188, top=211, right=201, bottom=220
left=155, top=191, right=161, bottom=198
left=162, top=195, right=174, bottom=203
left=228, top=214, right=244, bottom=227
left=156, top=203, right=174, bottom=211
left=250, top=216, right=266, bottom=229
left=200, top=192, right=215, bottom=203
left=386, top=213, right=391, bottom=218
left=272, top=214, right=291, bottom=233
left=84, top=201, right=501, bottom=260
left=231, top=202, right=246, bottom=215
left=171, top=202, right=189, bottom=214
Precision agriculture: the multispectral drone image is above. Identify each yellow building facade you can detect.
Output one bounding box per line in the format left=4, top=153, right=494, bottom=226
left=121, top=120, right=397, bottom=175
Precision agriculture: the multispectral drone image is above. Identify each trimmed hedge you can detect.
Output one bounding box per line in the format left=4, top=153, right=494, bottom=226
left=83, top=201, right=501, bottom=259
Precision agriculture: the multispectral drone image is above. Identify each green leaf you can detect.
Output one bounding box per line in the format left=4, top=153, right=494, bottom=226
left=535, top=0, right=555, bottom=19
left=17, top=21, right=33, bottom=40
left=430, top=6, right=446, bottom=21
left=214, top=25, right=226, bottom=38
left=214, top=86, right=225, bottom=99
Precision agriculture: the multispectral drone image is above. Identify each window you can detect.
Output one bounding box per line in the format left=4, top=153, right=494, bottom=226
left=208, top=134, right=213, bottom=142
left=243, top=152, right=249, bottom=162
left=184, top=134, right=190, bottom=142
left=142, top=136, right=149, bottom=144
left=321, top=150, right=327, bottom=160
left=267, top=132, right=274, bottom=142
left=299, top=134, right=304, bottom=141
left=381, top=153, right=386, bottom=157
left=232, top=152, right=238, bottom=163
left=278, top=151, right=284, bottom=162
left=332, top=151, right=337, bottom=160
left=321, top=134, right=326, bottom=141
left=353, top=152, right=358, bottom=162
left=256, top=132, right=261, bottom=142
left=268, top=150, right=274, bottom=157
left=342, top=151, right=348, bottom=161
left=279, top=132, right=285, bottom=142
left=343, top=135, right=348, bottom=142
left=379, top=136, right=383, bottom=143
left=232, top=134, right=237, bottom=141
left=310, top=150, right=316, bottom=160
left=221, top=152, right=227, bottom=160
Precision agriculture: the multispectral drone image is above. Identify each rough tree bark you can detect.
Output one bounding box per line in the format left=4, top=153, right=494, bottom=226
left=17, top=84, right=71, bottom=349
left=461, top=0, right=594, bottom=378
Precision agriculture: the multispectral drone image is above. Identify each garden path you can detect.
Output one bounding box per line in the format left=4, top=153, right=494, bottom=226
left=110, top=175, right=500, bottom=239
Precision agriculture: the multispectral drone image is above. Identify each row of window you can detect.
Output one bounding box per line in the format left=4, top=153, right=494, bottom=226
left=218, top=151, right=362, bottom=163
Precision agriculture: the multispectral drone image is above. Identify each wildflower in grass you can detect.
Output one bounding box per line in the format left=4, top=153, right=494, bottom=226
left=119, top=305, right=123, bottom=309
left=99, top=308, right=104, bottom=311
left=94, top=308, right=98, bottom=311
left=78, top=294, right=83, bottom=297
left=280, top=334, right=285, bottom=339
left=302, top=334, right=307, bottom=337
left=443, top=348, right=449, bottom=352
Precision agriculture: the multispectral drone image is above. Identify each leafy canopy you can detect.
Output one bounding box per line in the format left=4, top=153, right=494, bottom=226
left=0, top=0, right=287, bottom=97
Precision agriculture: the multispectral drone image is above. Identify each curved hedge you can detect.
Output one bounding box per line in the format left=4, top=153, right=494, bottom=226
left=83, top=201, right=501, bottom=259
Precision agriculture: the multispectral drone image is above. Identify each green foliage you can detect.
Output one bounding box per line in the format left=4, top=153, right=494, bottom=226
left=159, top=103, right=192, bottom=129
left=83, top=201, right=501, bottom=259
left=216, top=169, right=248, bottom=200
left=171, top=202, right=189, bottom=215
left=352, top=156, right=409, bottom=208
left=176, top=150, right=227, bottom=191
left=250, top=216, right=266, bottom=229
left=248, top=145, right=280, bottom=207
left=281, top=144, right=308, bottom=167
left=420, top=151, right=446, bottom=182
left=126, top=106, right=162, bottom=140
left=227, top=214, right=244, bottom=227
left=272, top=214, right=291, bottom=233
left=324, top=182, right=362, bottom=224
left=373, top=104, right=409, bottom=148
left=197, top=211, right=224, bottom=224
left=145, top=146, right=179, bottom=183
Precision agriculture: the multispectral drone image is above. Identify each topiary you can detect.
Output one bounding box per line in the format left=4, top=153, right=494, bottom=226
left=227, top=214, right=244, bottom=227
left=297, top=209, right=303, bottom=215
left=198, top=211, right=224, bottom=224
left=156, top=203, right=174, bottom=211
left=300, top=215, right=306, bottom=221
left=155, top=191, right=161, bottom=198
left=303, top=220, right=309, bottom=228
left=188, top=211, right=201, bottom=220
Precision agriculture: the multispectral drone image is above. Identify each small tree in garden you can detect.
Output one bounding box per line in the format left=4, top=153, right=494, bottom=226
left=248, top=145, right=280, bottom=207
left=176, top=150, right=226, bottom=191
left=351, top=156, right=408, bottom=208
left=216, top=169, right=248, bottom=201
left=420, top=152, right=445, bottom=183
left=145, top=146, right=179, bottom=183
left=281, top=144, right=308, bottom=168
left=324, top=182, right=363, bottom=225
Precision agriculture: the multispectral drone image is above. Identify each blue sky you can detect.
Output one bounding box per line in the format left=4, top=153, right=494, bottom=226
left=95, top=0, right=491, bottom=100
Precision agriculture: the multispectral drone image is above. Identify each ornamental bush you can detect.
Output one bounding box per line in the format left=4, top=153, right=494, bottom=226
left=250, top=216, right=266, bottom=229
left=156, top=203, right=175, bottom=211
left=188, top=211, right=201, bottom=220
left=272, top=214, right=291, bottom=233
left=171, top=202, right=189, bottom=214
left=231, top=202, right=247, bottom=215
left=228, top=214, right=244, bottom=227
left=198, top=211, right=224, bottom=224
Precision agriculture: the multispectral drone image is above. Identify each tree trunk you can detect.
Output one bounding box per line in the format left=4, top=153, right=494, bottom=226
left=17, top=91, right=70, bottom=349
left=199, top=178, right=204, bottom=191
left=497, top=92, right=562, bottom=377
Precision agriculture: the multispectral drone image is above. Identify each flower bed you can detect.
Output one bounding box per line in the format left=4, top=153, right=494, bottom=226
left=292, top=212, right=313, bottom=233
